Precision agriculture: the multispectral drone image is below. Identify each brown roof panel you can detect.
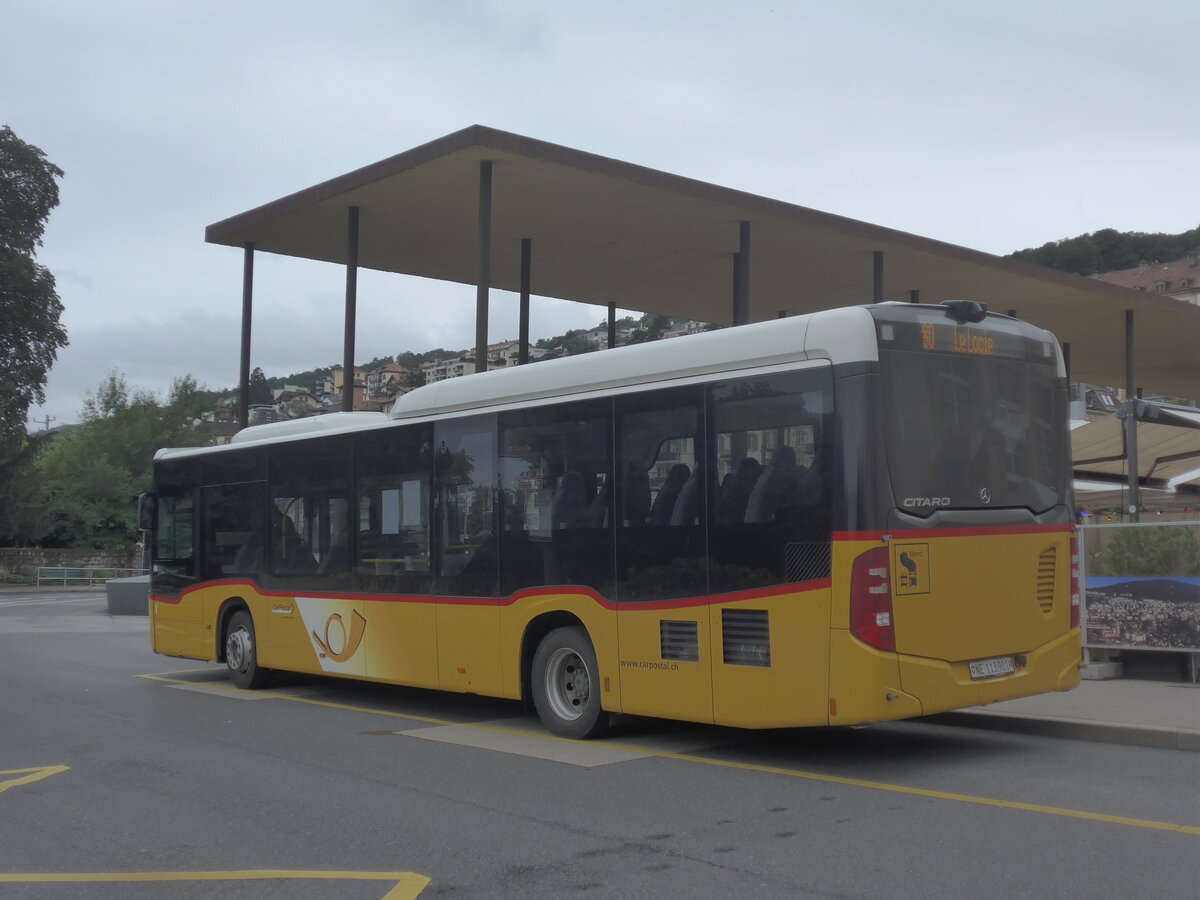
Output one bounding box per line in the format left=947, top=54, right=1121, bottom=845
left=207, top=125, right=1200, bottom=399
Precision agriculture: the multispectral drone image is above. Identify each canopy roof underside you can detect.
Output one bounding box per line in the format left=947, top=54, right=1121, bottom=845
left=1073, top=413, right=1200, bottom=483
left=206, top=125, right=1200, bottom=399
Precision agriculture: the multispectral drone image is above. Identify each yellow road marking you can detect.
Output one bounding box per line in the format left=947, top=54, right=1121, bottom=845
left=0, top=766, right=69, bottom=795
left=141, top=670, right=1200, bottom=836
left=0, top=870, right=429, bottom=898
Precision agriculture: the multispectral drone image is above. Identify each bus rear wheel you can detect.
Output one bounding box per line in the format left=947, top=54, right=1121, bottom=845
left=531, top=626, right=609, bottom=739
left=225, top=610, right=271, bottom=690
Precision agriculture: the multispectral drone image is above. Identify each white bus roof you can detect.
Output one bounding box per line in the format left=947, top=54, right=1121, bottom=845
left=155, top=303, right=1051, bottom=462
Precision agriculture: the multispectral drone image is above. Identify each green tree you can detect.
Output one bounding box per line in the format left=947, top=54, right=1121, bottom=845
left=35, top=372, right=212, bottom=547
left=1052, top=235, right=1104, bottom=275
left=1090, top=526, right=1200, bottom=578
left=248, top=366, right=272, bottom=404
left=0, top=430, right=52, bottom=545
left=1008, top=226, right=1200, bottom=274
left=0, top=125, right=67, bottom=440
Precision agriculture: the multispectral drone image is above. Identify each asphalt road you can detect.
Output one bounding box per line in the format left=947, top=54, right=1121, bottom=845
left=1, top=592, right=1197, bottom=899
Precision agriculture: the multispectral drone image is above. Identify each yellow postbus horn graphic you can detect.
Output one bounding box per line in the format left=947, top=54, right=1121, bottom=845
left=312, top=610, right=367, bottom=663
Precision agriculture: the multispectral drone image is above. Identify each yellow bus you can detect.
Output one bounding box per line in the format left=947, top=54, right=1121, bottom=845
left=144, top=301, right=1080, bottom=738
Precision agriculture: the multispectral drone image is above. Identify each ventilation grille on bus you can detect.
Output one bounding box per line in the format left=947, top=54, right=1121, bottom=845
left=1036, top=546, right=1057, bottom=614
left=660, top=620, right=699, bottom=662
left=722, top=609, right=771, bottom=667
left=785, top=542, right=832, bottom=583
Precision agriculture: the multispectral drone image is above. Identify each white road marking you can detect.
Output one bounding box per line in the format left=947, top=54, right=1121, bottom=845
left=403, top=720, right=652, bottom=766
left=0, top=615, right=149, bottom=633
left=0, top=596, right=105, bottom=609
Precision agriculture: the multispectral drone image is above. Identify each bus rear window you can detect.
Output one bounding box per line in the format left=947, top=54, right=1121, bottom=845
left=878, top=348, right=1066, bottom=515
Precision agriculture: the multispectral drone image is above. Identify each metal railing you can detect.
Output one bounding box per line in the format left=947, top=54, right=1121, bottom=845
left=35, top=567, right=148, bottom=589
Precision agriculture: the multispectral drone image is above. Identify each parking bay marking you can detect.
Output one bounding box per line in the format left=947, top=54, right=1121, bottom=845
left=0, top=870, right=430, bottom=898
left=142, top=670, right=1200, bottom=836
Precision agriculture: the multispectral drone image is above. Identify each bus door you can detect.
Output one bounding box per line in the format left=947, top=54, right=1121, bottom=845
left=263, top=437, right=364, bottom=677
left=614, top=386, right=714, bottom=725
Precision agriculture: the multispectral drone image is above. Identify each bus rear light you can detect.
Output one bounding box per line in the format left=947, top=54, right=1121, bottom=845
left=1069, top=535, right=1081, bottom=629
left=851, top=547, right=895, bottom=651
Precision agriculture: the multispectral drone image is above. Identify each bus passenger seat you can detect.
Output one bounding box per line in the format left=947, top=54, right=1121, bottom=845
left=648, top=463, right=690, bottom=526
left=670, top=465, right=704, bottom=527
left=551, top=470, right=589, bottom=530
left=745, top=446, right=798, bottom=523
left=717, top=457, right=762, bottom=524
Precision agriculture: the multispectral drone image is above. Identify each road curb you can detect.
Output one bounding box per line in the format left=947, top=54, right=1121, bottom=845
left=925, top=710, right=1200, bottom=752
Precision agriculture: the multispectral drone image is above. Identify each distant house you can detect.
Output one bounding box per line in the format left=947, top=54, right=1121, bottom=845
left=247, top=404, right=279, bottom=426
left=275, top=388, right=321, bottom=419
left=662, top=319, right=708, bottom=340
left=1095, top=251, right=1200, bottom=306
left=330, top=366, right=367, bottom=407
left=367, top=363, right=415, bottom=399
left=421, top=344, right=522, bottom=383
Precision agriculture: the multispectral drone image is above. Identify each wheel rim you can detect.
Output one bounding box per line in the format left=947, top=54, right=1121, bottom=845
left=543, top=647, right=591, bottom=722
left=227, top=625, right=252, bottom=676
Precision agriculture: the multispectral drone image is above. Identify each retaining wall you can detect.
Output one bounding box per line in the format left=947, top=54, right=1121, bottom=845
left=0, top=547, right=137, bottom=574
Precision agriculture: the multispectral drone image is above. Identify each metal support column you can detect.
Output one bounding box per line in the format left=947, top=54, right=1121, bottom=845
left=1124, top=310, right=1140, bottom=517
left=342, top=207, right=359, bottom=412
left=519, top=237, right=531, bottom=365
left=733, top=221, right=751, bottom=325
left=237, top=242, right=254, bottom=430
left=475, top=160, right=493, bottom=374
left=608, top=302, right=617, bottom=349
left=873, top=251, right=884, bottom=302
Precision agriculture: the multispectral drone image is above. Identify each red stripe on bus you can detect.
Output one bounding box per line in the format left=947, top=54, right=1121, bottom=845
left=834, top=524, right=1072, bottom=542
left=150, top=577, right=831, bottom=611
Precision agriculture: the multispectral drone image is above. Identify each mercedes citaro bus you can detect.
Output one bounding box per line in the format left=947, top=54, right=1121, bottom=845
left=143, top=301, right=1080, bottom=738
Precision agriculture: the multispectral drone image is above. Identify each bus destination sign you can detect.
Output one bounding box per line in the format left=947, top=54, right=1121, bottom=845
left=920, top=323, right=995, bottom=356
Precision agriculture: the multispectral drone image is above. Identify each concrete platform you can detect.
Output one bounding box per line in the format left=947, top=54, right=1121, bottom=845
left=928, top=678, right=1200, bottom=752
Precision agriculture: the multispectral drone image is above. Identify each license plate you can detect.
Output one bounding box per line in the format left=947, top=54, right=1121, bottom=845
left=968, top=655, right=1015, bottom=680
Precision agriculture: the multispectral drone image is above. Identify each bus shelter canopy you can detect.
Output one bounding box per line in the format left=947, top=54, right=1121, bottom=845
left=206, top=125, right=1200, bottom=400
left=1072, top=408, right=1200, bottom=484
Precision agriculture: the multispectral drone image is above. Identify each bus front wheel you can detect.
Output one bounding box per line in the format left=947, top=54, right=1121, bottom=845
left=225, top=610, right=271, bottom=690
left=531, top=626, right=609, bottom=739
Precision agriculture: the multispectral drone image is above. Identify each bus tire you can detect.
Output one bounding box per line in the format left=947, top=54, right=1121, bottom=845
left=531, top=626, right=609, bottom=739
left=225, top=610, right=271, bottom=690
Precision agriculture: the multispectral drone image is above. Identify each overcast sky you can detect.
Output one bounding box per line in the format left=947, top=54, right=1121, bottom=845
left=6, top=0, right=1197, bottom=429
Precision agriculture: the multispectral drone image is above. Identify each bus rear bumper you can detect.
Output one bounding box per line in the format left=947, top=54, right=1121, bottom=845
left=898, top=628, right=1082, bottom=717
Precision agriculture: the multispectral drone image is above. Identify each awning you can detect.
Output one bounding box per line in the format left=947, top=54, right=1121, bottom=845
left=207, top=125, right=1200, bottom=400
left=1073, top=405, right=1200, bottom=483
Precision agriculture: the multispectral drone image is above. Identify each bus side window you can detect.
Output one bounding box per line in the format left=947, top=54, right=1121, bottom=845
left=153, top=491, right=195, bottom=592
left=615, top=386, right=706, bottom=602
left=353, top=426, right=434, bottom=594
left=267, top=435, right=351, bottom=588
left=709, top=369, right=833, bottom=591
left=433, top=414, right=498, bottom=597
left=200, top=482, right=265, bottom=580
left=497, top=398, right=613, bottom=596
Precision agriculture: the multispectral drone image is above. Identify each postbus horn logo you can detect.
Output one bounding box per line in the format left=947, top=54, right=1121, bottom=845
left=312, top=610, right=367, bottom=663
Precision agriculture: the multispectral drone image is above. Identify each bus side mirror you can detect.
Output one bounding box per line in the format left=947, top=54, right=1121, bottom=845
left=137, top=493, right=156, bottom=532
